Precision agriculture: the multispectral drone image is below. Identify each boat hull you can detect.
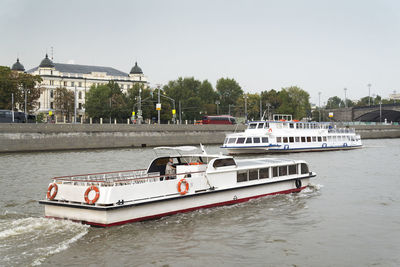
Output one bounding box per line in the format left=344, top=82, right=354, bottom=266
left=40, top=177, right=311, bottom=227
left=226, top=145, right=362, bottom=155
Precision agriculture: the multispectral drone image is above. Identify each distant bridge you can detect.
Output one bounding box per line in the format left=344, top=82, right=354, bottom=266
left=326, top=103, right=400, bottom=122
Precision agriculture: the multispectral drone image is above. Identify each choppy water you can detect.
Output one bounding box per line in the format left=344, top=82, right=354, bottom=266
left=0, top=139, right=399, bottom=266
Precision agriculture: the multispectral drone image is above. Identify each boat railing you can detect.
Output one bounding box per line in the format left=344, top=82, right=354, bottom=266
left=52, top=169, right=206, bottom=186
left=328, top=128, right=355, bottom=134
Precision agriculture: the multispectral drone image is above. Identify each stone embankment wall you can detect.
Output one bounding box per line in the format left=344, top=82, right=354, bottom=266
left=0, top=124, right=246, bottom=152
left=0, top=124, right=399, bottom=153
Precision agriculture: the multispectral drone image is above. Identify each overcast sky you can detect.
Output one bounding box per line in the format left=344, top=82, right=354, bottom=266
left=1, top=0, right=399, bottom=105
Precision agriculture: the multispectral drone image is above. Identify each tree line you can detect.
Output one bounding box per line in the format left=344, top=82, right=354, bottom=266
left=1, top=65, right=396, bottom=123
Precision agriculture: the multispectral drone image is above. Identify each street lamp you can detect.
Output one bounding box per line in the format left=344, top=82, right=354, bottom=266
left=215, top=100, right=220, bottom=115
left=243, top=94, right=248, bottom=123
left=367, top=83, right=371, bottom=106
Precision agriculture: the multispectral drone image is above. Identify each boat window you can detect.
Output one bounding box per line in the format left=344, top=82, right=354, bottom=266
left=237, top=170, right=248, bottom=182
left=282, top=123, right=288, bottom=128
left=347, top=136, right=350, bottom=141
left=289, top=123, right=294, bottom=128
left=213, top=158, right=236, bottom=168
left=249, top=169, right=258, bottom=181
left=265, top=122, right=269, bottom=128
left=283, top=137, right=288, bottom=143
left=298, top=123, right=303, bottom=129
left=228, top=138, right=236, bottom=144
left=262, top=137, right=268, bottom=143
left=272, top=167, right=278, bottom=177
left=253, top=137, right=260, bottom=143
left=289, top=165, right=297, bottom=175
left=301, top=163, right=309, bottom=174
left=277, top=137, right=282, bottom=143
left=259, top=168, right=269, bottom=179
left=312, top=136, right=317, bottom=142
left=245, top=138, right=252, bottom=144
left=323, top=136, right=327, bottom=142
left=295, top=137, right=300, bottom=142
left=279, top=166, right=288, bottom=176
left=257, top=123, right=265, bottom=129
left=318, top=136, right=322, bottom=142
left=224, top=138, right=228, bottom=144
left=249, top=123, right=257, bottom=129
left=307, top=137, right=311, bottom=142
left=301, top=137, right=306, bottom=142
left=236, top=138, right=245, bottom=144
left=276, top=123, right=282, bottom=129
left=289, top=137, right=294, bottom=143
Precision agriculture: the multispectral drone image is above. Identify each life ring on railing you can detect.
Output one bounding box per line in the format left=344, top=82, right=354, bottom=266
left=295, top=179, right=302, bottom=189
left=268, top=128, right=273, bottom=133
left=84, top=185, right=100, bottom=205
left=47, top=183, right=58, bottom=200
left=177, top=179, right=189, bottom=195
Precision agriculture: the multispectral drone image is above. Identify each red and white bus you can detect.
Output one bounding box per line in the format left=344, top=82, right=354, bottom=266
left=202, top=115, right=236, bottom=125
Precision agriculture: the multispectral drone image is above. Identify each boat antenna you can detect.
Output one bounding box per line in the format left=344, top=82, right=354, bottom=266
left=200, top=143, right=207, bottom=155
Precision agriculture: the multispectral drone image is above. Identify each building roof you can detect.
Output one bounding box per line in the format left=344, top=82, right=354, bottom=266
left=39, top=54, right=55, bottom=68
left=11, top=58, right=25, bottom=71
left=130, top=62, right=143, bottom=74
left=28, top=62, right=130, bottom=77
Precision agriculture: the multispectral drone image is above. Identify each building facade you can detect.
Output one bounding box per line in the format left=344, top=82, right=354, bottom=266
left=12, top=55, right=148, bottom=120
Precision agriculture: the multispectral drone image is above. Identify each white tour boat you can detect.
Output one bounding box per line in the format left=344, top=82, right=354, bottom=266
left=39, top=146, right=316, bottom=227
left=222, top=114, right=362, bottom=154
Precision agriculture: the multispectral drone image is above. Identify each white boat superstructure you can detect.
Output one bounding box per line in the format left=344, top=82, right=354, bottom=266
left=222, top=114, right=362, bottom=154
left=39, top=146, right=316, bottom=227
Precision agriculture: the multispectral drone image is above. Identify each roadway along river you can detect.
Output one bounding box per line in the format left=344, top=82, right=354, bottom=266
left=0, top=139, right=399, bottom=266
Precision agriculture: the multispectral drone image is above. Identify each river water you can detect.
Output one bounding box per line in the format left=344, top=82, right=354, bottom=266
left=0, top=139, right=399, bottom=266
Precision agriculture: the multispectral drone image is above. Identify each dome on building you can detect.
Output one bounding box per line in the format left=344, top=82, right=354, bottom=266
left=11, top=58, right=25, bottom=72
left=130, top=61, right=143, bottom=74
left=39, top=54, right=55, bottom=68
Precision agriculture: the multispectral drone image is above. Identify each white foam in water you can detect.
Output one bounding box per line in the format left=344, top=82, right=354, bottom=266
left=0, top=217, right=89, bottom=266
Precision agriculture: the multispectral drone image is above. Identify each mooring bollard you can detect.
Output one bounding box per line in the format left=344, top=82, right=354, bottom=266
left=90, top=117, right=92, bottom=124
left=100, top=118, right=103, bottom=124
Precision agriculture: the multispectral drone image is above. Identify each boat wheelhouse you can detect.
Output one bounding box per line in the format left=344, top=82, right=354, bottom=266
left=39, top=146, right=316, bottom=227
left=222, top=114, right=362, bottom=154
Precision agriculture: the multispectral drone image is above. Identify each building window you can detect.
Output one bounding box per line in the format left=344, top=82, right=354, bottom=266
left=78, top=103, right=82, bottom=110
left=79, top=82, right=82, bottom=87
left=71, top=82, right=75, bottom=87
left=50, top=102, right=53, bottom=109
left=63, top=81, right=67, bottom=86
left=50, top=80, right=54, bottom=86
left=78, top=91, right=82, bottom=99
left=50, top=90, right=54, bottom=98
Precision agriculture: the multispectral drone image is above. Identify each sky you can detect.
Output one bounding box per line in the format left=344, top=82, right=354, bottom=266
left=1, top=0, right=399, bottom=105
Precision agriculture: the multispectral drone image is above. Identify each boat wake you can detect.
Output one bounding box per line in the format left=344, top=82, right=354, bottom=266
left=0, top=217, right=89, bottom=266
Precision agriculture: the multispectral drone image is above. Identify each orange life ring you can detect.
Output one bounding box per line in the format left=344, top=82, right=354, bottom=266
left=47, top=183, right=58, bottom=200
left=84, top=185, right=100, bottom=205
left=268, top=128, right=272, bottom=133
left=189, top=162, right=202, bottom=165
left=177, top=179, right=189, bottom=195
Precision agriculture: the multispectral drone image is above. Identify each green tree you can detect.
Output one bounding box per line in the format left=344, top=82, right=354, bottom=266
left=327, top=96, right=345, bottom=108
left=216, top=78, right=243, bottom=112
left=0, top=66, right=42, bottom=112
left=54, top=87, right=74, bottom=120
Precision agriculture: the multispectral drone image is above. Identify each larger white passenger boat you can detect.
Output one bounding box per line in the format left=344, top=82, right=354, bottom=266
left=222, top=114, right=362, bottom=154
left=39, top=146, right=316, bottom=227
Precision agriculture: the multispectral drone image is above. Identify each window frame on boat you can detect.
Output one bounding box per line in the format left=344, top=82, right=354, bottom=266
left=245, top=137, right=252, bottom=144
left=213, top=158, right=237, bottom=168
left=262, top=137, right=269, bottom=143
left=236, top=137, right=245, bottom=144
left=253, top=137, right=261, bottom=143
left=249, top=123, right=257, bottom=129
left=228, top=138, right=236, bottom=144
left=257, top=123, right=265, bottom=129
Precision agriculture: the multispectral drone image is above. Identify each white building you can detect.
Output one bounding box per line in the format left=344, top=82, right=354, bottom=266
left=16, top=55, right=147, bottom=119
